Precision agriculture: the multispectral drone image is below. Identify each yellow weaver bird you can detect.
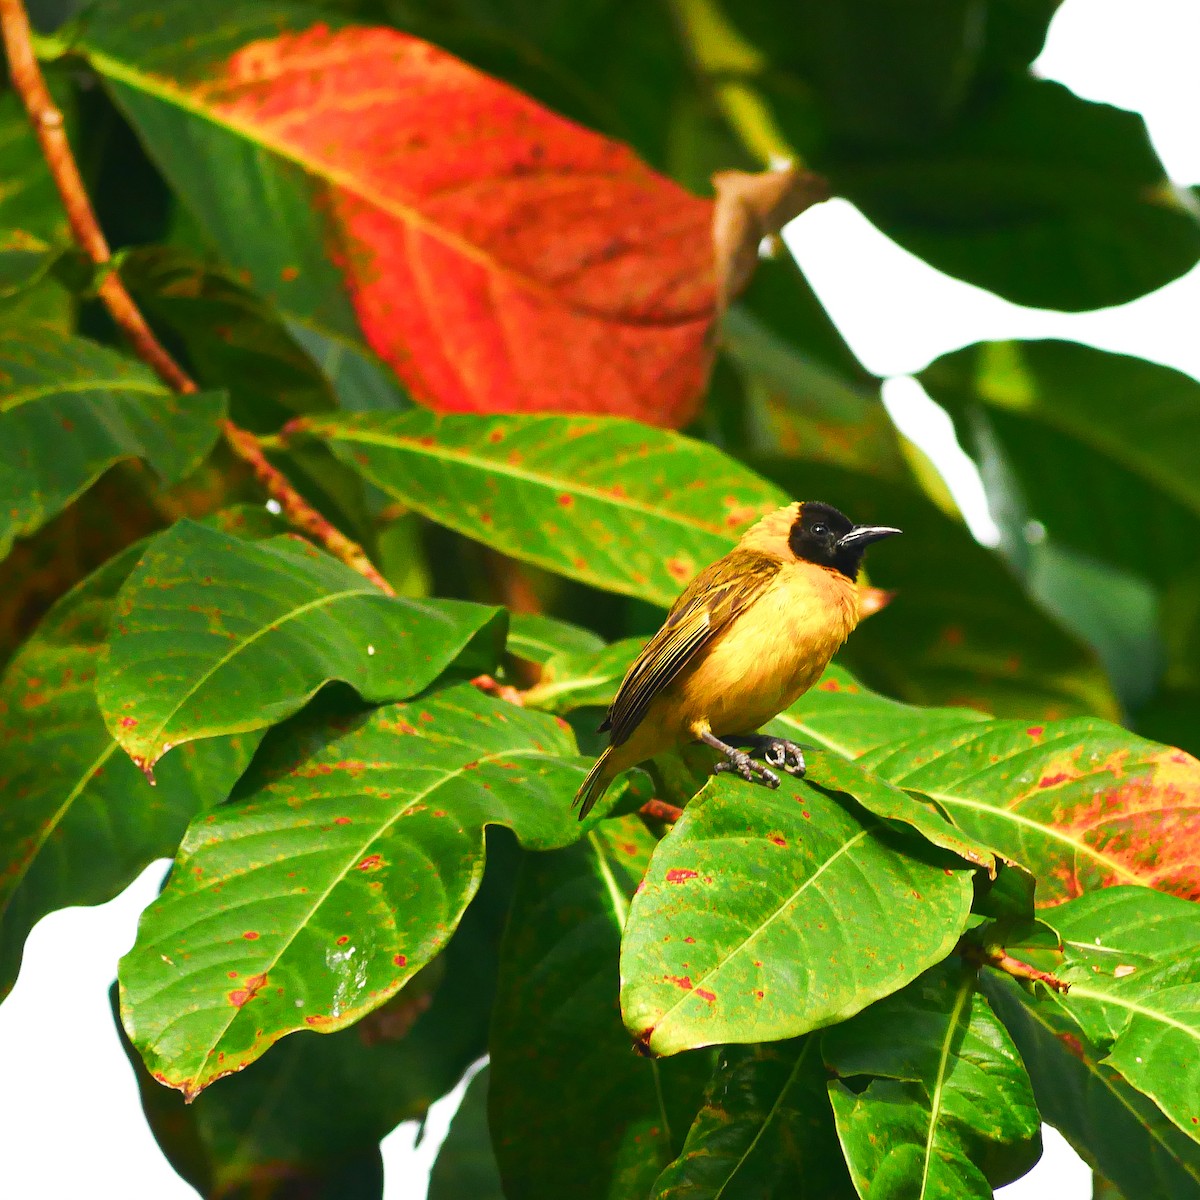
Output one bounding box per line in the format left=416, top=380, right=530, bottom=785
left=573, top=501, right=900, bottom=819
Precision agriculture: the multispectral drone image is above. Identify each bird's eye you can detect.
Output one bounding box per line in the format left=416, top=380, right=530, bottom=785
left=811, top=523, right=828, bottom=537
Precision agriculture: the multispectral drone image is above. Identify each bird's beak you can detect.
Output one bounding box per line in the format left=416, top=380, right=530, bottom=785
left=838, top=525, right=902, bottom=550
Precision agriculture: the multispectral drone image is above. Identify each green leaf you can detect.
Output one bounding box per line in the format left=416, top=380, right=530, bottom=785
left=651, top=1037, right=856, bottom=1200
left=823, top=960, right=1041, bottom=1198
left=96, top=519, right=504, bottom=769
left=806, top=750, right=997, bottom=876
left=504, top=611, right=606, bottom=667
left=767, top=664, right=988, bottom=758
left=307, top=410, right=783, bottom=606
left=620, top=770, right=974, bottom=1056
left=0, top=229, right=59, bottom=298
left=522, top=636, right=644, bottom=713
left=825, top=77, right=1200, bottom=312
left=118, top=683, right=592, bottom=1097
left=0, top=328, right=226, bottom=562
left=984, top=974, right=1200, bottom=1200
left=920, top=340, right=1200, bottom=588
left=721, top=304, right=909, bottom=481
left=119, top=844, right=510, bottom=1199
left=491, top=815, right=709, bottom=1198
left=0, top=87, right=65, bottom=239
left=861, top=719, right=1200, bottom=905
left=429, top=1065, right=503, bottom=1200
left=0, top=547, right=253, bottom=1001
left=1040, top=889, right=1200, bottom=1145
left=121, top=245, right=340, bottom=430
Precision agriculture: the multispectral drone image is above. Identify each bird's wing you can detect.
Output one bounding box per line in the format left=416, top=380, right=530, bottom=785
left=602, top=549, right=781, bottom=747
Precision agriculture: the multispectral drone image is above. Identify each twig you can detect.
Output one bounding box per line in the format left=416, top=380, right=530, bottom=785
left=956, top=936, right=1070, bottom=994
left=0, top=0, right=393, bottom=596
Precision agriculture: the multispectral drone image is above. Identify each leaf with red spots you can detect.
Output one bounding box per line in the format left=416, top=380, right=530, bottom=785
left=823, top=960, right=1041, bottom=1199
left=118, top=683, right=611, bottom=1097
left=78, top=2, right=715, bottom=425
left=305, top=410, right=783, bottom=606
left=988, top=888, right=1200, bottom=1195
left=97, top=519, right=503, bottom=770
left=0, top=327, right=225, bottom=565
left=114, top=838, right=515, bottom=1193
left=0, top=547, right=253, bottom=1002
left=1011, top=888, right=1200, bottom=1150
left=620, top=768, right=975, bottom=1057
left=490, top=817, right=710, bottom=1199
left=650, top=1037, right=856, bottom=1199
left=862, top=720, right=1200, bottom=906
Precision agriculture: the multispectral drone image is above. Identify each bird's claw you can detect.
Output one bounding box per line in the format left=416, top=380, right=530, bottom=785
left=714, top=751, right=780, bottom=789
left=760, top=738, right=807, bottom=776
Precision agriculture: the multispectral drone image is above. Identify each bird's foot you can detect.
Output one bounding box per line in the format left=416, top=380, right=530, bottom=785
left=713, top=750, right=780, bottom=790
left=697, top=730, right=781, bottom=789
left=731, top=735, right=807, bottom=777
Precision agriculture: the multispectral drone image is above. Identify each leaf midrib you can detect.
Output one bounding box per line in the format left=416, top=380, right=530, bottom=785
left=715, top=1039, right=816, bottom=1200
left=918, top=975, right=973, bottom=1200
left=1070, top=984, right=1200, bottom=1044
left=1, top=375, right=164, bottom=412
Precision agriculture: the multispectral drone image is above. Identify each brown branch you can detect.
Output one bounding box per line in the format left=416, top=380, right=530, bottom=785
left=0, top=0, right=393, bottom=596
left=956, top=936, right=1070, bottom=994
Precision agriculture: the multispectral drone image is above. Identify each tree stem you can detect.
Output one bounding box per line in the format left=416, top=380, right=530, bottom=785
left=0, top=0, right=393, bottom=595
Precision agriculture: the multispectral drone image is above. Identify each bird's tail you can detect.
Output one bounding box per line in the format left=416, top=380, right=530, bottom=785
left=574, top=748, right=615, bottom=820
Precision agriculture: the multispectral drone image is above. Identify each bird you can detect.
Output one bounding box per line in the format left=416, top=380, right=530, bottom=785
left=572, top=501, right=900, bottom=819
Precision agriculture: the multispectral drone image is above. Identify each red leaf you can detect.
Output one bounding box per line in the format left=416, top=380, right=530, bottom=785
left=197, top=24, right=716, bottom=425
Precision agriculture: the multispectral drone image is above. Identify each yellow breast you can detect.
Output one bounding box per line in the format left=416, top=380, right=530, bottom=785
left=678, top=562, right=859, bottom=735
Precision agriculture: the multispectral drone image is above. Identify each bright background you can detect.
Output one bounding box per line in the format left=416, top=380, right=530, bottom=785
left=3, top=0, right=1198, bottom=1194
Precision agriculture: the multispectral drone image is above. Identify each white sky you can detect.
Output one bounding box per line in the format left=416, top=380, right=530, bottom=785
left=3, top=2, right=1199, bottom=1196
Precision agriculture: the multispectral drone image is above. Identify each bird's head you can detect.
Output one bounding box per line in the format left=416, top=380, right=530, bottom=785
left=783, top=501, right=901, bottom=579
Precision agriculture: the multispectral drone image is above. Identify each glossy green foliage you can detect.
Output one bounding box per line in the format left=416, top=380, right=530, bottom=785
left=97, top=519, right=503, bottom=768
left=490, top=817, right=710, bottom=1198
left=0, top=547, right=254, bottom=999
left=0, top=328, right=225, bottom=561
left=1030, top=890, right=1200, bottom=1144
left=620, top=772, right=975, bottom=1056
left=118, top=683, right=592, bottom=1096
left=652, top=1038, right=856, bottom=1199
left=863, top=717, right=1200, bottom=905
left=984, top=974, right=1200, bottom=1200
left=308, top=410, right=783, bottom=606
left=824, top=961, right=1041, bottom=1198
left=6, top=0, right=1200, bottom=1195
left=118, top=844, right=512, bottom=1198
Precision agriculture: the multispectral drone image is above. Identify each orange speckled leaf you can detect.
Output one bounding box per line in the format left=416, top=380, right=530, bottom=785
left=81, top=6, right=716, bottom=425
left=862, top=719, right=1200, bottom=905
